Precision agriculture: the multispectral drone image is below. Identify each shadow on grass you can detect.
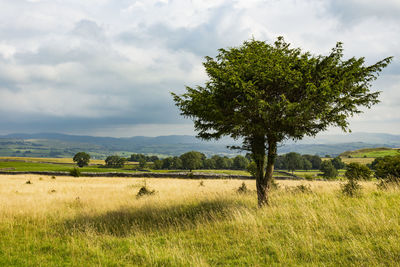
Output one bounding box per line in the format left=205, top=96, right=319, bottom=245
left=62, top=198, right=248, bottom=236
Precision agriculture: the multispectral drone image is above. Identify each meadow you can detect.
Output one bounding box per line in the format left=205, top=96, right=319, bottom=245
left=0, top=174, right=399, bottom=266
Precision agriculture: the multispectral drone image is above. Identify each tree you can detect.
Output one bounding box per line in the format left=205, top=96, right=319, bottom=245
left=303, top=159, right=312, bottom=171
left=232, top=155, right=249, bottom=170
left=331, top=157, right=346, bottom=170
left=345, top=162, right=372, bottom=180
left=105, top=155, right=125, bottom=168
left=342, top=162, right=372, bottom=197
left=172, top=37, right=392, bottom=206
left=180, top=151, right=204, bottom=171
left=371, top=155, right=400, bottom=179
left=303, top=154, right=322, bottom=169
left=73, top=152, right=90, bottom=167
left=320, top=160, right=338, bottom=179
left=285, top=152, right=303, bottom=173
left=139, top=158, right=147, bottom=169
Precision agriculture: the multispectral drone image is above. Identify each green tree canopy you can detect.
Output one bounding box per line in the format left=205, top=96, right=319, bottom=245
left=345, top=162, right=372, bottom=181
left=179, top=151, right=205, bottom=171
left=172, top=37, right=391, bottom=206
left=320, top=160, right=338, bottom=179
left=73, top=152, right=90, bottom=167
left=105, top=155, right=125, bottom=168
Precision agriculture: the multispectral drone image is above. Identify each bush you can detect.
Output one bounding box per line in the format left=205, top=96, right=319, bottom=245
left=136, top=186, right=156, bottom=198
left=69, top=167, right=81, bottom=177
left=237, top=182, right=249, bottom=194
left=341, top=179, right=362, bottom=197
left=377, top=175, right=400, bottom=190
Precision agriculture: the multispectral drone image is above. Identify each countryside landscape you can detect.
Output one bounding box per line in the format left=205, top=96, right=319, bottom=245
left=2, top=0, right=400, bottom=266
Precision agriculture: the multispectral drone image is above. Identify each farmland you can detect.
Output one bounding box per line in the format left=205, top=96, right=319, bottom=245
left=0, top=174, right=399, bottom=266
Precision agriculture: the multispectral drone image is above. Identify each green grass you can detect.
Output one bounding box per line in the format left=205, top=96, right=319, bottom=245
left=1, top=177, right=399, bottom=266
left=0, top=161, right=140, bottom=173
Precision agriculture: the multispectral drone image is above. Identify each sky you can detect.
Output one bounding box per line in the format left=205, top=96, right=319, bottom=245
left=0, top=0, right=399, bottom=137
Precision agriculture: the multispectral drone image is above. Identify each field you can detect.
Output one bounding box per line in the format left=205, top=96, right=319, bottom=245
left=340, top=147, right=400, bottom=158
left=0, top=174, right=399, bottom=266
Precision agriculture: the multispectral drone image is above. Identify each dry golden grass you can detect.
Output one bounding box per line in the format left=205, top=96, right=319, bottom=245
left=341, top=157, right=375, bottom=165
left=1, top=174, right=399, bottom=266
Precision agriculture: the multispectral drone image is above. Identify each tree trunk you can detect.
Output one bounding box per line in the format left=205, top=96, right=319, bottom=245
left=253, top=138, right=277, bottom=207
left=252, top=136, right=268, bottom=207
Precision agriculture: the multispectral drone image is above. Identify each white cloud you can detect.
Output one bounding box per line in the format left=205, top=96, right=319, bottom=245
left=0, top=0, right=399, bottom=136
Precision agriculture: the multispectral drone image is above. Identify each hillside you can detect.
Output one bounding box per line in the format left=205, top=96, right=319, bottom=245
left=340, top=147, right=400, bottom=158
left=1, top=132, right=400, bottom=158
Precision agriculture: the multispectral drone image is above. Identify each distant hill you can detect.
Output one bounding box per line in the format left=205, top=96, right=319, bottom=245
left=340, top=147, right=400, bottom=158
left=1, top=132, right=400, bottom=158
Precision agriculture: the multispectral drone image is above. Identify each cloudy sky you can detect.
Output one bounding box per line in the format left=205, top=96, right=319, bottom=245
left=0, top=0, right=399, bottom=137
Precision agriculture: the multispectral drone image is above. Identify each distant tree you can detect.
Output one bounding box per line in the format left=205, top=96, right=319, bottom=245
left=331, top=157, right=346, bottom=170
left=274, top=155, right=288, bottom=170
left=204, top=158, right=216, bottom=169
left=371, top=155, right=400, bottom=179
left=180, top=151, right=204, bottom=171
left=162, top=157, right=173, bottom=169
left=342, top=162, right=371, bottom=197
left=171, top=156, right=183, bottom=169
left=232, top=155, right=249, bottom=170
left=320, top=160, right=338, bottom=179
left=153, top=160, right=163, bottom=170
left=172, top=37, right=392, bottom=206
left=345, top=162, right=372, bottom=181
left=285, top=152, right=303, bottom=173
left=303, top=154, right=322, bottom=169
left=105, top=155, right=125, bottom=168
left=139, top=158, right=147, bottom=169
left=303, top=159, right=312, bottom=171
left=73, top=152, right=90, bottom=167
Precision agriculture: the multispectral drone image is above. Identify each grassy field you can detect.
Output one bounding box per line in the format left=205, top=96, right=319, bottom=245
left=0, top=174, right=399, bottom=266
left=340, top=147, right=400, bottom=158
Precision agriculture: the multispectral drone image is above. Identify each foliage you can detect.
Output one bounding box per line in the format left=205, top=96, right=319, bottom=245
left=377, top=175, right=400, bottom=190
left=236, top=182, right=249, bottom=194
left=370, top=155, right=400, bottom=179
left=331, top=157, right=346, bottom=170
left=320, top=161, right=338, bottom=179
left=341, top=179, right=362, bottom=197
left=345, top=162, right=372, bottom=181
left=139, top=159, right=147, bottom=169
left=130, top=153, right=159, bottom=162
left=136, top=186, right=156, bottom=198
left=179, top=151, right=205, bottom=171
left=69, top=167, right=81, bottom=177
left=73, top=152, right=90, bottom=167
left=173, top=37, right=391, bottom=206
left=246, top=161, right=257, bottom=178
left=105, top=155, right=126, bottom=168
left=285, top=152, right=304, bottom=173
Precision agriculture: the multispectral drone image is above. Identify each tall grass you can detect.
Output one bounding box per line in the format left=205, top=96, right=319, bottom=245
left=0, top=175, right=399, bottom=266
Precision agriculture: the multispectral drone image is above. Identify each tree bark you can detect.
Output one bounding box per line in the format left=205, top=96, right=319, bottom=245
left=253, top=137, right=277, bottom=207
left=252, top=136, right=268, bottom=207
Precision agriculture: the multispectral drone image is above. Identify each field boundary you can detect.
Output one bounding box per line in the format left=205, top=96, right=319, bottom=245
left=0, top=171, right=307, bottom=180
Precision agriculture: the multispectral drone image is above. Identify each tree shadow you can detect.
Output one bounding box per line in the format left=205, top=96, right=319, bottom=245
left=62, top=198, right=246, bottom=236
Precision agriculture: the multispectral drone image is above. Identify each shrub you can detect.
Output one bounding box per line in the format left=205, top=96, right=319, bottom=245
left=25, top=180, right=32, bottom=184
left=304, top=174, right=314, bottom=181
left=69, top=167, right=81, bottom=177
left=136, top=186, right=156, bottom=198
left=237, top=182, right=249, bottom=194
left=377, top=175, right=400, bottom=190
left=341, top=179, right=362, bottom=197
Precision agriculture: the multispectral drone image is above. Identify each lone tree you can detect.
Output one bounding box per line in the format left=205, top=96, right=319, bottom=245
left=73, top=152, right=90, bottom=167
left=172, top=37, right=392, bottom=206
